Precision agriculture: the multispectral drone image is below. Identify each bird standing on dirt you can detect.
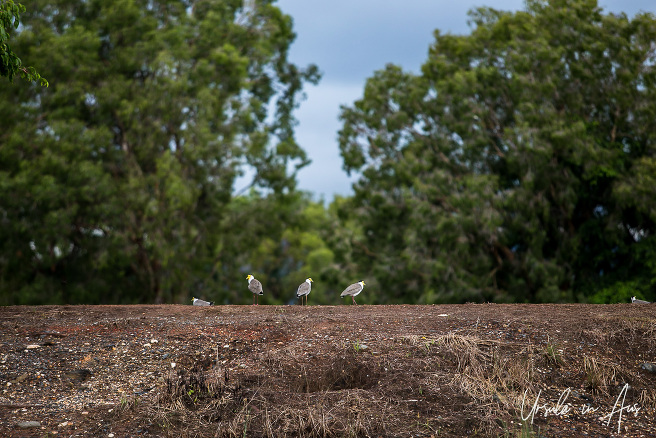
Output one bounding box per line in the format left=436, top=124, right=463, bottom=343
left=296, top=277, right=313, bottom=305
left=631, top=296, right=651, bottom=304
left=191, top=297, right=214, bottom=306
left=340, top=280, right=365, bottom=305
left=247, top=274, right=264, bottom=305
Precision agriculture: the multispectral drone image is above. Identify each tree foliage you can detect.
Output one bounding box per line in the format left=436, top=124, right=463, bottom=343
left=338, top=0, right=656, bottom=303
left=0, top=0, right=319, bottom=304
left=0, top=0, right=47, bottom=85
left=224, top=191, right=349, bottom=305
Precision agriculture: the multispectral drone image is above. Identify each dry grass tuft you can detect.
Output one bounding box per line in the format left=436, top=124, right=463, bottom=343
left=403, top=332, right=540, bottom=433
left=146, top=363, right=251, bottom=437
left=638, top=388, right=656, bottom=412
left=596, top=316, right=656, bottom=349
left=583, top=356, right=624, bottom=395
left=451, top=344, right=537, bottom=410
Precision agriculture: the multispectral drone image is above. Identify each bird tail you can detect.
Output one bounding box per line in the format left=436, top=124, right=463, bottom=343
left=210, top=301, right=215, bottom=306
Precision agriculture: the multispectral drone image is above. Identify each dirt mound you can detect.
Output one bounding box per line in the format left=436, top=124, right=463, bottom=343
left=1, top=304, right=655, bottom=437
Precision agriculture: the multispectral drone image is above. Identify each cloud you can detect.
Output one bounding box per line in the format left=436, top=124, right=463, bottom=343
left=284, top=0, right=525, bottom=82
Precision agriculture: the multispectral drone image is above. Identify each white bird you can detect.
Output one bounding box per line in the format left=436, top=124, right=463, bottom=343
left=191, top=297, right=214, bottom=306
left=631, top=296, right=651, bottom=304
left=246, top=274, right=263, bottom=305
left=340, top=280, right=366, bottom=305
left=296, top=277, right=313, bottom=305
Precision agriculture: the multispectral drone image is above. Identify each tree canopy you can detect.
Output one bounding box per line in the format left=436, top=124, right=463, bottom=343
left=338, top=0, right=656, bottom=303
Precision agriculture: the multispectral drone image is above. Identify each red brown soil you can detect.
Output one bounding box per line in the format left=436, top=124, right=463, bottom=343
left=1, top=304, right=655, bottom=437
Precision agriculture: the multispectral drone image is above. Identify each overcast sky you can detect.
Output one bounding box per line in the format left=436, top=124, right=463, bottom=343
left=272, top=0, right=656, bottom=201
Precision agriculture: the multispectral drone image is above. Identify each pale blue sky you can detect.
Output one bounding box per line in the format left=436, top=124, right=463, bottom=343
left=273, top=0, right=656, bottom=201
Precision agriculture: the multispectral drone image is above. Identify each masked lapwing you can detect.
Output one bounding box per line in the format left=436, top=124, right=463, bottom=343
left=340, top=280, right=365, bottom=305
left=246, top=274, right=263, bottom=305
left=296, top=277, right=313, bottom=305
left=631, top=296, right=651, bottom=304
left=192, top=297, right=214, bottom=306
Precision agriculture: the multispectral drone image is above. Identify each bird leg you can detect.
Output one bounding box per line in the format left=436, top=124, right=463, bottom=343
left=352, top=296, right=357, bottom=305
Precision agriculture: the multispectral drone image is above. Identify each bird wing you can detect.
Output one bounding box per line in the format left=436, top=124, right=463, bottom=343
left=249, top=279, right=263, bottom=295
left=193, top=299, right=211, bottom=306
left=340, top=282, right=362, bottom=297
left=297, top=282, right=311, bottom=297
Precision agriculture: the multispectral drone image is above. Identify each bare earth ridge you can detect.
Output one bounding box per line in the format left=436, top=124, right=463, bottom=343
left=1, top=304, right=655, bottom=437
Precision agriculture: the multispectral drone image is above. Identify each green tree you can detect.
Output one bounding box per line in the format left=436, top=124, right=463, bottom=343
left=338, top=0, right=656, bottom=303
left=0, top=0, right=318, bottom=304
left=0, top=0, right=47, bottom=85
left=222, top=191, right=341, bottom=305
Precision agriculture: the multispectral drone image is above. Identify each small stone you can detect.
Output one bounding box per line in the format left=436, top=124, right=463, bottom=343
left=641, top=363, right=656, bottom=373
left=17, top=421, right=40, bottom=428
left=14, top=373, right=29, bottom=383
left=171, top=362, right=176, bottom=369
left=26, top=344, right=40, bottom=349
left=151, top=339, right=158, bottom=344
